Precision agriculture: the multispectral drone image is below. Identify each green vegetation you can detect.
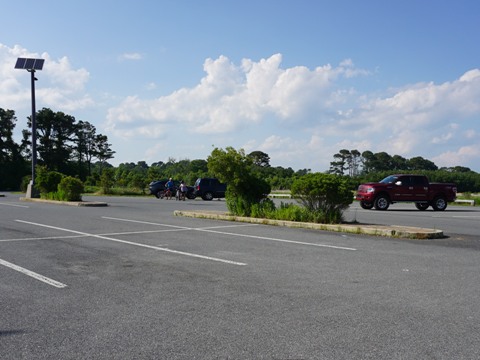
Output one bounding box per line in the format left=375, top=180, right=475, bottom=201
left=457, top=193, right=480, bottom=206
left=35, top=166, right=84, bottom=201
left=57, top=177, right=84, bottom=201
left=291, top=173, right=353, bottom=223
left=2, top=106, right=480, bottom=220
left=207, top=147, right=352, bottom=223
left=1, top=107, right=114, bottom=191
left=207, top=147, right=271, bottom=216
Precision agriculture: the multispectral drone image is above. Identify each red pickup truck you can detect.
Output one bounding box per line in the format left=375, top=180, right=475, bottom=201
left=356, top=174, right=457, bottom=211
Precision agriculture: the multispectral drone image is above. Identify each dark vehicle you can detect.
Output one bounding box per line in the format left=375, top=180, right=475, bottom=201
left=356, top=174, right=457, bottom=211
left=193, top=178, right=227, bottom=201
left=149, top=179, right=196, bottom=199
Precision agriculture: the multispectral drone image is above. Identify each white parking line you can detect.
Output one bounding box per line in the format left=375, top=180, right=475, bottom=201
left=15, top=220, right=247, bottom=266
left=103, top=216, right=357, bottom=251
left=432, top=215, right=480, bottom=219
left=0, top=235, right=85, bottom=242
left=0, top=202, right=29, bottom=208
left=195, top=228, right=357, bottom=251
left=0, top=258, right=67, bottom=288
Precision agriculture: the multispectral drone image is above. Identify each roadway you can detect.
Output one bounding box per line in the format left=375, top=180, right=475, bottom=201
left=0, top=194, right=479, bottom=359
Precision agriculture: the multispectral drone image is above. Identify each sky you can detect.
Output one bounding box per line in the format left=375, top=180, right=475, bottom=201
left=1, top=0, right=480, bottom=172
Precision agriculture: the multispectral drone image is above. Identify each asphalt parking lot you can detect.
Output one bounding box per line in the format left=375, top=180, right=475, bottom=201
left=1, top=194, right=479, bottom=359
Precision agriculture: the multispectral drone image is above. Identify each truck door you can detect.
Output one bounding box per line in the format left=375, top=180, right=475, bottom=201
left=411, top=176, right=429, bottom=201
left=392, top=176, right=413, bottom=201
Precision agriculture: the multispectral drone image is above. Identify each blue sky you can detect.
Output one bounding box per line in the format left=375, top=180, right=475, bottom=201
left=2, top=0, right=480, bottom=172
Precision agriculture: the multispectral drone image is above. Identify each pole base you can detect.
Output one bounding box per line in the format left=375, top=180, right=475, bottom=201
left=26, top=181, right=40, bottom=198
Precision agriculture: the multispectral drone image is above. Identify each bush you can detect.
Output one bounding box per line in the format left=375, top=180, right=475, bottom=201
left=250, top=198, right=276, bottom=218
left=271, top=202, right=310, bottom=222
left=35, top=166, right=64, bottom=195
left=208, top=147, right=271, bottom=216
left=100, top=168, right=115, bottom=194
left=57, top=176, right=84, bottom=201
left=291, top=173, right=353, bottom=224
left=20, top=175, right=31, bottom=192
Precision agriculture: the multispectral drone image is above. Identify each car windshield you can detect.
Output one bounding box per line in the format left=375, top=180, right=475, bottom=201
left=379, top=175, right=398, bottom=184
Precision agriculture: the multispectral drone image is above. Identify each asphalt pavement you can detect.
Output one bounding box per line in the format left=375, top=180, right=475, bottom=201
left=1, top=194, right=479, bottom=359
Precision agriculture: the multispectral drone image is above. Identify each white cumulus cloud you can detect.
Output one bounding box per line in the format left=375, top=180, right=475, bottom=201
left=0, top=43, right=94, bottom=114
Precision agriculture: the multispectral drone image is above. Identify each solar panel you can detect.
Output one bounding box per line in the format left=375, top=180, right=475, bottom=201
left=14, top=57, right=44, bottom=70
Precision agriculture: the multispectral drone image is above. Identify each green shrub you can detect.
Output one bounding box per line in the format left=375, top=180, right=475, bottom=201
left=291, top=173, right=353, bottom=224
left=208, top=147, right=271, bottom=216
left=273, top=202, right=310, bottom=222
left=20, top=176, right=31, bottom=192
left=57, top=176, right=84, bottom=201
left=35, top=166, right=64, bottom=195
left=250, top=198, right=276, bottom=218
left=100, top=168, right=115, bottom=194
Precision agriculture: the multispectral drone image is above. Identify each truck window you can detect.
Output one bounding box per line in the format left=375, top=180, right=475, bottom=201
left=380, top=175, right=398, bottom=184
left=411, top=176, right=427, bottom=186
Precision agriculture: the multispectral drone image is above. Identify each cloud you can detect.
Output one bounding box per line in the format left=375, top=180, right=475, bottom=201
left=433, top=144, right=480, bottom=168
left=324, top=69, right=480, bottom=157
left=103, top=53, right=480, bottom=171
left=119, top=52, right=143, bottom=61
left=106, top=54, right=367, bottom=136
left=3, top=43, right=480, bottom=171
left=0, top=43, right=94, bottom=114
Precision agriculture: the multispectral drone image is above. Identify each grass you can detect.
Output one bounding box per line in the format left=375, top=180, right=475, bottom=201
left=456, top=193, right=480, bottom=206
left=83, top=186, right=149, bottom=196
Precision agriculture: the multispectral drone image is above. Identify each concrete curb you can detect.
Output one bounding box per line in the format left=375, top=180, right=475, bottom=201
left=174, top=210, right=444, bottom=239
left=19, top=197, right=108, bottom=207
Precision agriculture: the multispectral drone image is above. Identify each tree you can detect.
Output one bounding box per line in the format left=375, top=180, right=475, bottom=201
left=32, top=108, right=77, bottom=173
left=74, top=120, right=97, bottom=178
left=407, top=156, right=438, bottom=171
left=348, top=149, right=362, bottom=177
left=361, top=150, right=375, bottom=174
left=0, top=108, right=29, bottom=189
left=248, top=151, right=271, bottom=167
left=94, top=134, right=115, bottom=166
left=329, top=149, right=362, bottom=176
left=329, top=149, right=350, bottom=175
left=207, top=147, right=271, bottom=216
left=391, top=155, right=408, bottom=171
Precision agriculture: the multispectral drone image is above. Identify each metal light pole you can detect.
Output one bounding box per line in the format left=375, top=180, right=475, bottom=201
left=15, top=57, right=44, bottom=198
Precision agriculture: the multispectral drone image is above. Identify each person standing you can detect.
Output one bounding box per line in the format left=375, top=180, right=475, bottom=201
left=165, top=178, right=175, bottom=200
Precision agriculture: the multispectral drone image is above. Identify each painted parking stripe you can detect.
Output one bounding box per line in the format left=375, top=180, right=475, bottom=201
left=0, top=235, right=85, bottom=242
left=15, top=220, right=246, bottom=266
left=0, top=258, right=67, bottom=288
left=194, top=228, right=357, bottom=251
left=0, top=202, right=29, bottom=208
left=102, top=216, right=357, bottom=251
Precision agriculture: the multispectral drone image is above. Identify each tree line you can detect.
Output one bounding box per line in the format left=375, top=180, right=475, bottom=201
left=0, top=107, right=114, bottom=190
left=96, top=150, right=479, bottom=194
left=328, top=149, right=472, bottom=175
left=1, top=106, right=479, bottom=193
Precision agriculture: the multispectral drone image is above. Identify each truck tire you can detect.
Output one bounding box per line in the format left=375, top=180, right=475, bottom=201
left=360, top=201, right=374, bottom=209
left=374, top=194, right=390, bottom=210
left=432, top=196, right=447, bottom=211
left=415, top=202, right=429, bottom=211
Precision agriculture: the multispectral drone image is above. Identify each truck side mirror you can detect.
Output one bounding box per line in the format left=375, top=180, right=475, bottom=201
left=395, top=181, right=402, bottom=186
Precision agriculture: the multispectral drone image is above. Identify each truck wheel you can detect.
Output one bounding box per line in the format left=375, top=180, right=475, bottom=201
left=374, top=195, right=390, bottom=210
left=415, top=203, right=429, bottom=211
left=432, top=196, right=447, bottom=211
left=360, top=201, right=374, bottom=209
left=202, top=192, right=214, bottom=201
left=156, top=190, right=165, bottom=199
